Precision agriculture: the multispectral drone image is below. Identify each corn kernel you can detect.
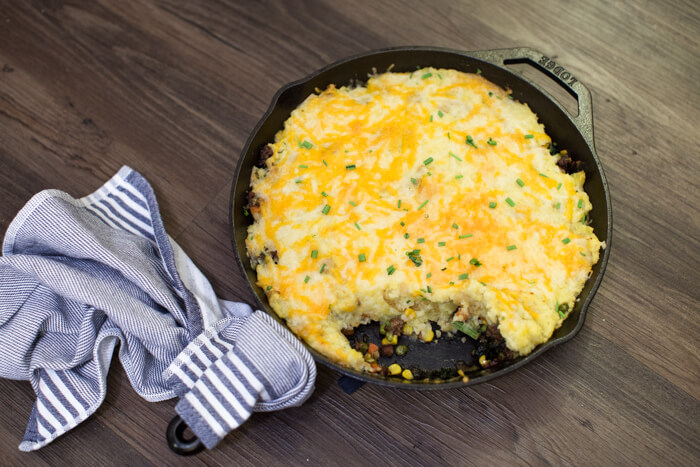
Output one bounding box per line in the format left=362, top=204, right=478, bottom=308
left=402, top=324, right=413, bottom=335
left=421, top=329, right=434, bottom=343
left=478, top=354, right=488, bottom=366
left=402, top=369, right=414, bottom=380
left=404, top=308, right=416, bottom=319
left=388, top=363, right=402, bottom=375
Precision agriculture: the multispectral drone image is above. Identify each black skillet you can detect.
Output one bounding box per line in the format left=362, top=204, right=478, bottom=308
left=168, top=46, right=612, bottom=455
left=230, top=46, right=612, bottom=390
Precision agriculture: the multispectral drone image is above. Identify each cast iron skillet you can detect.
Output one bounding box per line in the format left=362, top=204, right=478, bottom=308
left=168, top=46, right=612, bottom=455
left=230, top=46, right=612, bottom=390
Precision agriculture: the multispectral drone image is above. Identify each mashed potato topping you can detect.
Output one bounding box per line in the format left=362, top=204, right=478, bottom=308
left=246, top=68, right=602, bottom=372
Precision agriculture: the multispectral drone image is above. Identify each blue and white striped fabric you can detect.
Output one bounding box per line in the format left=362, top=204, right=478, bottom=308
left=164, top=306, right=315, bottom=448
left=0, top=166, right=316, bottom=451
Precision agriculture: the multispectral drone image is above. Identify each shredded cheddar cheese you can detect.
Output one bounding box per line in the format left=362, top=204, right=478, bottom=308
left=246, top=68, right=602, bottom=372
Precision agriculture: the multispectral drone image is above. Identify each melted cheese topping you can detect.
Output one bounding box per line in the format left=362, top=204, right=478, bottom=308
left=246, top=68, right=602, bottom=371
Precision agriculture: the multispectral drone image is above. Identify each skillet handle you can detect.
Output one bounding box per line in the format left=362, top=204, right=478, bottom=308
left=166, top=415, right=205, bottom=456
left=468, top=47, right=594, bottom=148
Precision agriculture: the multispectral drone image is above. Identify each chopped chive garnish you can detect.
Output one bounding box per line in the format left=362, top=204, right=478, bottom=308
left=426, top=272, right=432, bottom=279
left=525, top=134, right=534, bottom=139
left=345, top=150, right=349, bottom=153
left=578, top=199, right=583, bottom=208
left=322, top=205, right=331, bottom=215
left=580, top=252, right=586, bottom=256
left=452, top=223, right=459, bottom=229
left=387, top=265, right=396, bottom=275
left=345, top=164, right=356, bottom=170
left=470, top=258, right=482, bottom=266
left=539, top=173, right=548, bottom=178
left=295, top=179, right=303, bottom=184
left=487, top=137, right=497, bottom=146
left=304, top=275, right=310, bottom=283
left=411, top=177, right=418, bottom=185
left=447, top=132, right=451, bottom=140
left=437, top=110, right=444, bottom=118
left=516, top=178, right=525, bottom=187
left=449, top=152, right=462, bottom=161
left=301, top=140, right=313, bottom=149
left=400, top=221, right=405, bottom=226
left=489, top=202, right=497, bottom=209
left=406, top=249, right=422, bottom=267
left=446, top=257, right=455, bottom=262
left=322, top=160, right=328, bottom=166
left=427, top=285, right=433, bottom=293
left=311, top=250, right=318, bottom=259
left=398, top=199, right=402, bottom=208
left=458, top=273, right=469, bottom=280
left=557, top=182, right=562, bottom=190
left=417, top=238, right=425, bottom=243
left=562, top=237, right=571, bottom=244
left=430, top=115, right=433, bottom=122
left=320, top=264, right=326, bottom=273
left=489, top=91, right=493, bottom=97
left=423, top=157, right=434, bottom=165
left=476, top=68, right=482, bottom=75
left=322, top=191, right=328, bottom=197
left=349, top=201, right=357, bottom=206
left=506, top=197, right=515, bottom=207
left=421, top=72, right=432, bottom=79
left=455, top=174, right=464, bottom=179
left=506, top=245, right=517, bottom=251
left=404, top=233, right=409, bottom=239
left=449, top=281, right=454, bottom=285
left=459, top=234, right=473, bottom=239
left=582, top=214, right=587, bottom=224
left=299, top=165, right=308, bottom=169
left=438, top=241, right=446, bottom=247
left=453, top=321, right=479, bottom=339
left=556, top=202, right=561, bottom=209
left=409, top=71, right=414, bottom=78
left=266, top=286, right=272, bottom=291
left=466, top=135, right=477, bottom=148
left=358, top=253, right=366, bottom=262
left=354, top=222, right=361, bottom=230
left=418, top=199, right=429, bottom=210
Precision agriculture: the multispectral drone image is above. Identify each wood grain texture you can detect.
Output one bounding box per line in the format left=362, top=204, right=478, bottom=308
left=1, top=0, right=698, bottom=465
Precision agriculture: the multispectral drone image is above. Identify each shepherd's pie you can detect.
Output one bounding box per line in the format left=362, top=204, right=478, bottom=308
left=245, top=68, right=602, bottom=373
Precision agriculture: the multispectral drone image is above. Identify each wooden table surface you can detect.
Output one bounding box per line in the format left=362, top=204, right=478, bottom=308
left=1, top=1, right=698, bottom=465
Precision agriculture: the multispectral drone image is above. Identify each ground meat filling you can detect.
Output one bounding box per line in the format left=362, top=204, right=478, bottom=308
left=257, top=144, right=273, bottom=168
left=473, top=325, right=515, bottom=369
left=556, top=151, right=584, bottom=173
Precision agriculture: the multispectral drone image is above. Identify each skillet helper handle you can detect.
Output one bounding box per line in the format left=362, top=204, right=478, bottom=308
left=468, top=47, right=594, bottom=148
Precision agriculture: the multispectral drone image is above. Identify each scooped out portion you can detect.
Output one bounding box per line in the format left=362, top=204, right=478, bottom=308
left=245, top=68, right=602, bottom=374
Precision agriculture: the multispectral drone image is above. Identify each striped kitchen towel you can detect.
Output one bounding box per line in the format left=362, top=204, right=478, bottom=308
left=164, top=306, right=315, bottom=449
left=0, top=166, right=315, bottom=451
